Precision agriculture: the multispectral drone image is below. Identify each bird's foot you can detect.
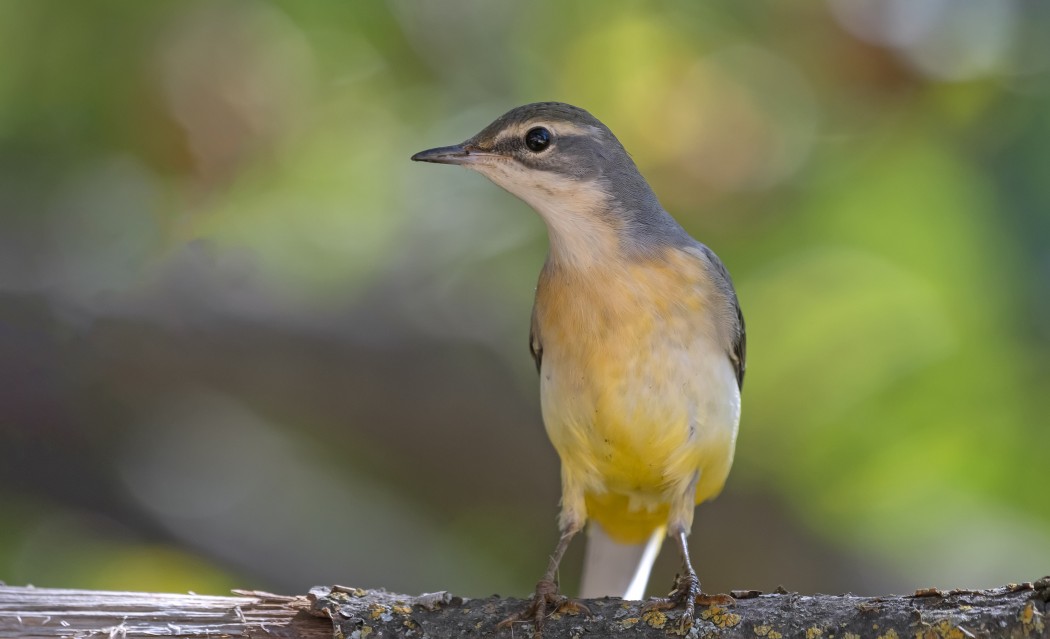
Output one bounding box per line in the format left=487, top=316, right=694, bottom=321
left=498, top=579, right=590, bottom=638
left=644, top=571, right=700, bottom=633
left=644, top=572, right=731, bottom=634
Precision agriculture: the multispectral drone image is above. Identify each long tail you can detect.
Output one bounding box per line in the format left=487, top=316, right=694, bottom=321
left=579, top=523, right=665, bottom=600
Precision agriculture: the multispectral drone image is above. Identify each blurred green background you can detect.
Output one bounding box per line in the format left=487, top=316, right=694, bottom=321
left=1, top=0, right=1048, bottom=598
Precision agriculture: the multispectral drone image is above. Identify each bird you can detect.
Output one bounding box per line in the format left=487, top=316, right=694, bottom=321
left=411, top=102, right=745, bottom=635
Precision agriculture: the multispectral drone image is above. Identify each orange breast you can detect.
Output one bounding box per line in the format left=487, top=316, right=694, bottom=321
left=534, top=248, right=739, bottom=543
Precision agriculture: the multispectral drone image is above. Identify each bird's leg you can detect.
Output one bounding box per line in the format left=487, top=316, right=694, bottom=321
left=644, top=530, right=700, bottom=631
left=498, top=527, right=590, bottom=637
left=643, top=529, right=732, bottom=633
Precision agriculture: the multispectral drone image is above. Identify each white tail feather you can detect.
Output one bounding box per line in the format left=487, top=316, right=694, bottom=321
left=579, top=523, right=665, bottom=600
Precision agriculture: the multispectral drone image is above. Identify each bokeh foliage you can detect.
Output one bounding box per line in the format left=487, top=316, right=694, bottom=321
left=1, top=0, right=1048, bottom=597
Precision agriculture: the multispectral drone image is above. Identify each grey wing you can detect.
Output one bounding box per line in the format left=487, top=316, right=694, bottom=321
left=731, top=297, right=746, bottom=390
left=529, top=308, right=543, bottom=373
left=699, top=244, right=746, bottom=390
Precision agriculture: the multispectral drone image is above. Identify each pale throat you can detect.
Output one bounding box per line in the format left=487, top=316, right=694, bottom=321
left=477, top=164, right=623, bottom=268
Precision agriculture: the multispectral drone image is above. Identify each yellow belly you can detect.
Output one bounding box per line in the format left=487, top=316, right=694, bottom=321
left=551, top=386, right=737, bottom=543
left=535, top=252, right=740, bottom=544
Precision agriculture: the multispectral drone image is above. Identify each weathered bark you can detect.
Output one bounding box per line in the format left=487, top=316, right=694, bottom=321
left=0, top=587, right=325, bottom=639
left=1, top=579, right=1047, bottom=639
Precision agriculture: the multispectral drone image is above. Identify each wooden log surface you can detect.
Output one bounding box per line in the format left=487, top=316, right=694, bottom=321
left=0, top=587, right=326, bottom=639
left=1, top=578, right=1047, bottom=639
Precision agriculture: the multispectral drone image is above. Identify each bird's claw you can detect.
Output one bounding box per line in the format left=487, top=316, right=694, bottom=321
left=696, top=593, right=736, bottom=606
left=498, top=579, right=590, bottom=638
left=644, top=572, right=731, bottom=633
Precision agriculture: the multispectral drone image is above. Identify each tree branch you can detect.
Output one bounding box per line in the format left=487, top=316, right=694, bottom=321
left=1, top=579, right=1047, bottom=639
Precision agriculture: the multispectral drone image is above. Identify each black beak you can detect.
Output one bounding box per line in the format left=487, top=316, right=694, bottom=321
left=411, top=143, right=493, bottom=165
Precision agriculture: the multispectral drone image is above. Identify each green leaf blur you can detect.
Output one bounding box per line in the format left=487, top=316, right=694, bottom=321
left=1, top=0, right=1047, bottom=596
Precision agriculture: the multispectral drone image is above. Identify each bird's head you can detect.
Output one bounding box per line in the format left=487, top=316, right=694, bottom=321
left=412, top=102, right=674, bottom=263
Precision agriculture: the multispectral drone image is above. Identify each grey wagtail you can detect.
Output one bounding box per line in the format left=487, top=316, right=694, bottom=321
left=412, top=102, right=745, bottom=634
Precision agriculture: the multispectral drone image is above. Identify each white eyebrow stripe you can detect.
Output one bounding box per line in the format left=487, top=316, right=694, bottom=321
left=546, top=122, right=602, bottom=137
left=494, top=122, right=602, bottom=147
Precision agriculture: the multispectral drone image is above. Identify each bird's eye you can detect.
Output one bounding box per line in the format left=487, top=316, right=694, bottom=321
left=524, top=127, right=551, bottom=152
